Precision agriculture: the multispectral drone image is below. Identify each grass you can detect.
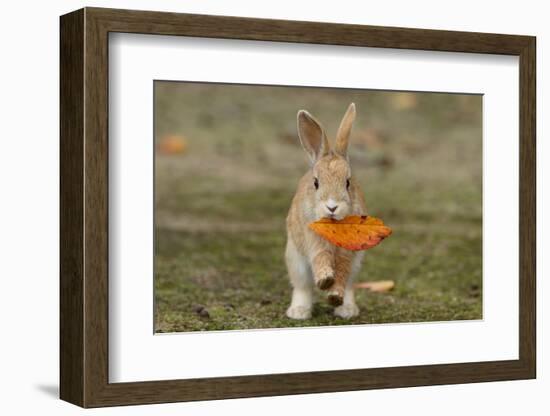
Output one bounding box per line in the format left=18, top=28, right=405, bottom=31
left=154, top=83, right=483, bottom=333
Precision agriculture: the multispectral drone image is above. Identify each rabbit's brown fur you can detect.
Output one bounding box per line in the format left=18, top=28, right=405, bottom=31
left=285, top=103, right=367, bottom=320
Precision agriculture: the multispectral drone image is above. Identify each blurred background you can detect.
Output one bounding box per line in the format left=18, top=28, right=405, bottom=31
left=154, top=81, right=482, bottom=333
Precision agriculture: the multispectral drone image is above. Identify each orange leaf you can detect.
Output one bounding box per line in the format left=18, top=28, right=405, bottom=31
left=354, top=280, right=395, bottom=292
left=158, top=134, right=188, bottom=155
left=308, top=215, right=392, bottom=251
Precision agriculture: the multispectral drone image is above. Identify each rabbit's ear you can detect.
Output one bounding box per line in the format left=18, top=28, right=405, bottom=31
left=335, top=103, right=356, bottom=157
left=297, top=110, right=330, bottom=163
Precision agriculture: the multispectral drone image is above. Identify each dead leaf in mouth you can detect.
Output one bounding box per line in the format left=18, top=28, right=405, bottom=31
left=308, top=215, right=392, bottom=251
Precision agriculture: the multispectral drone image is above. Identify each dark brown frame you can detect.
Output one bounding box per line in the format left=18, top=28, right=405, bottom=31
left=60, top=7, right=536, bottom=408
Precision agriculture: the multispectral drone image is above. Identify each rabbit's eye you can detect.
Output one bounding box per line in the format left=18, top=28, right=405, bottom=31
left=346, top=179, right=351, bottom=189
left=313, top=177, right=319, bottom=190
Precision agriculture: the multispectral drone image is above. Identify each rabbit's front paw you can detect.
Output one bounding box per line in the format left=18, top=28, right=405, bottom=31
left=334, top=303, right=360, bottom=319
left=286, top=305, right=312, bottom=320
left=315, top=266, right=335, bottom=290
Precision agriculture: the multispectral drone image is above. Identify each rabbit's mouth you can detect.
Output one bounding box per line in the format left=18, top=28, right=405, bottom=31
left=325, top=213, right=346, bottom=221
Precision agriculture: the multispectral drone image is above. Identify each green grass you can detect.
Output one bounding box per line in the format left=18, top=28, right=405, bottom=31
left=154, top=83, right=482, bottom=333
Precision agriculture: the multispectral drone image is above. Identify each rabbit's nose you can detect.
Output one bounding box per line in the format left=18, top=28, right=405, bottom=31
left=327, top=205, right=338, bottom=213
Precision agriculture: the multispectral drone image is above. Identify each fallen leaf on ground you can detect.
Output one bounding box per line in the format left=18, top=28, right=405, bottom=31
left=158, top=134, right=188, bottom=155
left=308, top=215, right=392, bottom=251
left=354, top=280, right=395, bottom=292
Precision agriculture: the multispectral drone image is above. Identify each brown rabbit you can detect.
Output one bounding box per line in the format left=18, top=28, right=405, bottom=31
left=285, top=103, right=367, bottom=320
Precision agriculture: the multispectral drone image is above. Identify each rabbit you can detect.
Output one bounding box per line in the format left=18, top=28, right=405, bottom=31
left=285, top=103, right=367, bottom=320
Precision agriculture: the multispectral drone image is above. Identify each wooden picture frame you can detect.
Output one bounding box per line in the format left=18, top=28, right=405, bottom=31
left=60, top=7, right=536, bottom=408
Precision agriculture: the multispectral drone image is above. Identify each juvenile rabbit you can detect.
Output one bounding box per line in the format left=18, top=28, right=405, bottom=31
left=285, top=103, right=367, bottom=320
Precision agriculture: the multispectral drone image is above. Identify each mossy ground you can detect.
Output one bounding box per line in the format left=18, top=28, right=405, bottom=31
left=154, top=83, right=482, bottom=333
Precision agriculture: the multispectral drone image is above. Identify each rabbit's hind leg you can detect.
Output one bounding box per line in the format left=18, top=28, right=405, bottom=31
left=326, top=248, right=353, bottom=307
left=334, top=252, right=363, bottom=319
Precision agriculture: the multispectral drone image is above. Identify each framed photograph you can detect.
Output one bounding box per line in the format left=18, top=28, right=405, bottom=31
left=60, top=7, right=536, bottom=408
